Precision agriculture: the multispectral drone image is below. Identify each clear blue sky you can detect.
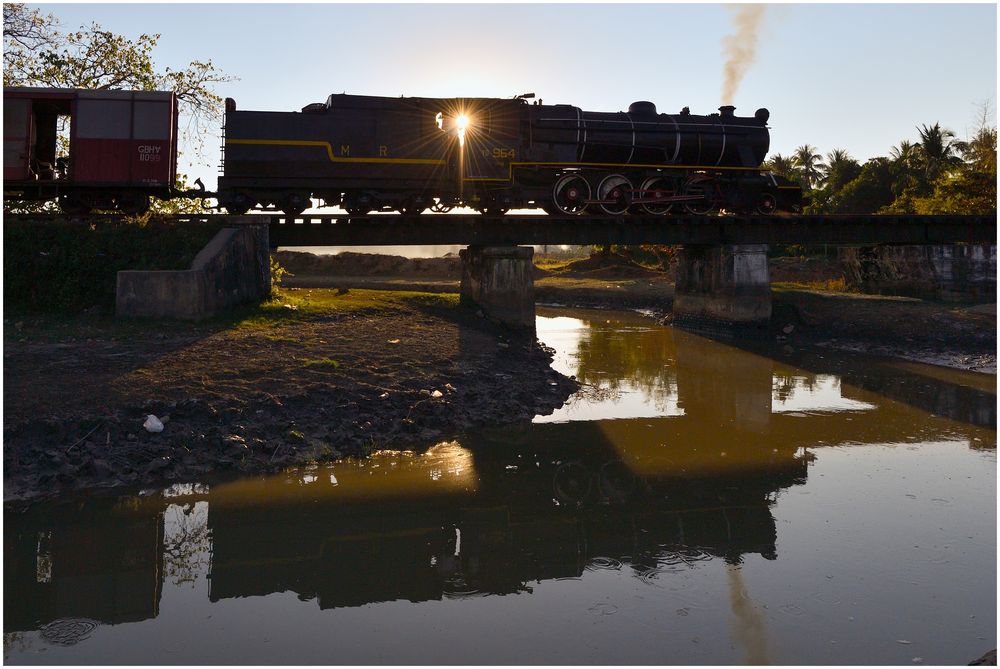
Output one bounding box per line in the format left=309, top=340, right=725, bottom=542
left=35, top=3, right=998, bottom=189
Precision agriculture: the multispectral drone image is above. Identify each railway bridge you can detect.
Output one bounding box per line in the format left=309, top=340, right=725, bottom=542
left=7, top=212, right=996, bottom=329
left=266, top=212, right=996, bottom=331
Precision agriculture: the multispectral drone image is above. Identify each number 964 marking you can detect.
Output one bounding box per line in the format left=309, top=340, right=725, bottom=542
left=481, top=147, right=515, bottom=159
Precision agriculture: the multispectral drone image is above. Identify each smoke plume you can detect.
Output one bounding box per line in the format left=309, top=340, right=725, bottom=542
left=721, top=4, right=766, bottom=105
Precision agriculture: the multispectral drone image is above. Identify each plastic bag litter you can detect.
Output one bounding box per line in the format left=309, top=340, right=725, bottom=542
left=143, top=415, right=164, bottom=433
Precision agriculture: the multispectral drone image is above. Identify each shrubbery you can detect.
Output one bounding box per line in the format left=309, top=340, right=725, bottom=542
left=4, top=219, right=222, bottom=314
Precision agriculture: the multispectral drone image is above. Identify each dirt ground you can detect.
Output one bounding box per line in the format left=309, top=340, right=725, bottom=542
left=3, top=290, right=577, bottom=503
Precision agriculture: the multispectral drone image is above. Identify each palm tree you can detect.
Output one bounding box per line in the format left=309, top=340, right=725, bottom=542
left=889, top=141, right=919, bottom=169
left=889, top=140, right=921, bottom=196
left=764, top=153, right=796, bottom=180
left=916, top=123, right=962, bottom=182
left=792, top=144, right=825, bottom=189
left=823, top=148, right=860, bottom=191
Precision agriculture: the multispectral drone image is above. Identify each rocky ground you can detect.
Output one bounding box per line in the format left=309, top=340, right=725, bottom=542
left=3, top=290, right=577, bottom=503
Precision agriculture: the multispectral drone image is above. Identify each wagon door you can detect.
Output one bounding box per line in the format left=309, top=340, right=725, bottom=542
left=3, top=97, right=32, bottom=181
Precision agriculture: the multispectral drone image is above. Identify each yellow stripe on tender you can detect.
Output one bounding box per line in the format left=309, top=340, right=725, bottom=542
left=464, top=160, right=772, bottom=183
left=226, top=139, right=446, bottom=166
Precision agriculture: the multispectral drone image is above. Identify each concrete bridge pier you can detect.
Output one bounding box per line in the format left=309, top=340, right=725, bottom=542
left=459, top=245, right=536, bottom=330
left=673, top=244, right=771, bottom=335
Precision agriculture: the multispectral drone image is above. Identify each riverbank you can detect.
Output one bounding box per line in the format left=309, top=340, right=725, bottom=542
left=3, top=289, right=577, bottom=503
left=279, top=250, right=997, bottom=374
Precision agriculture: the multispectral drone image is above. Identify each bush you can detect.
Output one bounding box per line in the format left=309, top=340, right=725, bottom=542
left=4, top=219, right=222, bottom=314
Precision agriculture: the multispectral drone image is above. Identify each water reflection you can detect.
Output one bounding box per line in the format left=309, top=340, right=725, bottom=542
left=4, top=308, right=995, bottom=665
left=6, top=428, right=805, bottom=639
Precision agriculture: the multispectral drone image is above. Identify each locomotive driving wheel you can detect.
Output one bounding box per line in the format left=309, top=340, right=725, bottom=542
left=552, top=174, right=590, bottom=215
left=681, top=177, right=718, bottom=215
left=429, top=199, right=454, bottom=213
left=597, top=174, right=632, bottom=216
left=639, top=176, right=675, bottom=216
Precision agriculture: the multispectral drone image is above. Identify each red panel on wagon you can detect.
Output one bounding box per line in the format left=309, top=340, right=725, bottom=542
left=72, top=90, right=177, bottom=186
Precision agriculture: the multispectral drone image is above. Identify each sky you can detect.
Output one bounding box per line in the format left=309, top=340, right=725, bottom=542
left=32, top=2, right=999, bottom=190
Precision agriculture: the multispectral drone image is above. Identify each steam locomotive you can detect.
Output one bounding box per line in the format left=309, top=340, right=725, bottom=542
left=4, top=87, right=803, bottom=216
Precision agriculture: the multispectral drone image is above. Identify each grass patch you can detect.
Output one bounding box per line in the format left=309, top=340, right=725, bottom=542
left=230, top=288, right=461, bottom=330
left=301, top=357, right=341, bottom=369
left=771, top=278, right=854, bottom=293
left=5, top=287, right=466, bottom=344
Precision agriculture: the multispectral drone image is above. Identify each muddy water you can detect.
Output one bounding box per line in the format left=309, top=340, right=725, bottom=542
left=4, top=308, right=996, bottom=665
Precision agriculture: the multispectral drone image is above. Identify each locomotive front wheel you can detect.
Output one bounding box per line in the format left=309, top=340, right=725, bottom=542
left=639, top=176, right=675, bottom=216
left=681, top=178, right=718, bottom=215
left=597, top=174, right=632, bottom=216
left=756, top=193, right=778, bottom=215
left=552, top=174, right=590, bottom=215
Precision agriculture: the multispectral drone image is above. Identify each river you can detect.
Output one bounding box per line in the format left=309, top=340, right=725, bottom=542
left=4, top=307, right=996, bottom=665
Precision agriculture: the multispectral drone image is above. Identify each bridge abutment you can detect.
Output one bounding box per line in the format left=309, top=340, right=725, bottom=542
left=840, top=244, right=997, bottom=302
left=673, top=244, right=771, bottom=335
left=459, top=245, right=535, bottom=330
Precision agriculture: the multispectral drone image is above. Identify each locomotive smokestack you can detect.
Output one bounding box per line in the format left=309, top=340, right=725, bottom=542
left=719, top=105, right=736, bottom=118
left=720, top=4, right=767, bottom=105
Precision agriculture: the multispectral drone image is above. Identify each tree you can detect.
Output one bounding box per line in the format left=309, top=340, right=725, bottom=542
left=764, top=153, right=797, bottom=181
left=823, top=148, right=862, bottom=192
left=915, top=122, right=963, bottom=183
left=792, top=144, right=825, bottom=190
left=4, top=7, right=233, bottom=162
left=3, top=4, right=58, bottom=66
left=827, top=157, right=896, bottom=214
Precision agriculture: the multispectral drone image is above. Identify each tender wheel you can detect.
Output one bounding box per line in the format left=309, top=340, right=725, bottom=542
left=58, top=194, right=91, bottom=215
left=282, top=193, right=309, bottom=218
left=225, top=193, right=252, bottom=215
left=756, top=192, right=777, bottom=215
left=597, top=174, right=632, bottom=216
left=478, top=207, right=509, bottom=217
left=116, top=192, right=150, bottom=216
left=682, top=177, right=718, bottom=215
left=552, top=174, right=590, bottom=215
left=343, top=192, right=375, bottom=217
left=639, top=176, right=675, bottom=216
left=399, top=200, right=426, bottom=217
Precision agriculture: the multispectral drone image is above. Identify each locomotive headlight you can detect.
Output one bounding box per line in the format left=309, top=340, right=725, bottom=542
left=455, top=114, right=471, bottom=147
